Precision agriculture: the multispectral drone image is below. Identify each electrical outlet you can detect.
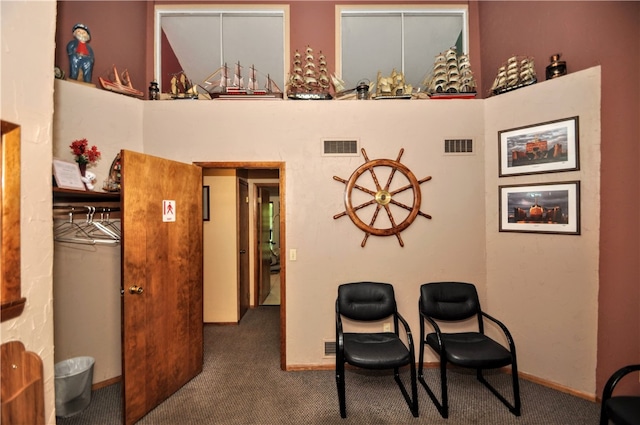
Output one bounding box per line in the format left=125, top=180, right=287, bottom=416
left=383, top=323, right=391, bottom=332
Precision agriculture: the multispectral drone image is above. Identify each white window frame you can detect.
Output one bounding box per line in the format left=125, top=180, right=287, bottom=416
left=336, top=5, right=469, bottom=89
left=154, top=5, right=289, bottom=90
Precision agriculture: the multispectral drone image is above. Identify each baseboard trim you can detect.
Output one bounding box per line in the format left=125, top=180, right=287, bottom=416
left=92, top=375, right=121, bottom=391
left=286, top=362, right=597, bottom=402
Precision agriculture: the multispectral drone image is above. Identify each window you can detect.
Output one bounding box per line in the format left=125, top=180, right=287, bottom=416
left=337, top=5, right=468, bottom=90
left=154, top=5, right=288, bottom=91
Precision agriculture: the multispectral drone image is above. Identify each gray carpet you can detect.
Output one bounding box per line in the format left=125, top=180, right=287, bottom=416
left=57, top=306, right=601, bottom=424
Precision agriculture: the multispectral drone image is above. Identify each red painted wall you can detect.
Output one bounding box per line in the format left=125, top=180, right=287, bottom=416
left=55, top=0, right=640, bottom=396
left=56, top=1, right=148, bottom=92
left=478, top=0, right=640, bottom=396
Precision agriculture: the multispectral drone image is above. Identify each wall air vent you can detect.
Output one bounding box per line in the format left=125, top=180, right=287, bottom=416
left=444, top=139, right=474, bottom=154
left=324, top=340, right=336, bottom=357
left=323, top=139, right=359, bottom=156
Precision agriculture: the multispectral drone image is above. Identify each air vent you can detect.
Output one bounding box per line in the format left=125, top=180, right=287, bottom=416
left=444, top=139, right=473, bottom=154
left=323, top=139, right=359, bottom=156
left=324, top=340, right=336, bottom=357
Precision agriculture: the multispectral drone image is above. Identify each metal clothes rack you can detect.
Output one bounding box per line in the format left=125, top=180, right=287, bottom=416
left=53, top=205, right=121, bottom=245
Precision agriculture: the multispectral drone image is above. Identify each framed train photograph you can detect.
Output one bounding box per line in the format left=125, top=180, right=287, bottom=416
left=499, top=181, right=580, bottom=235
left=498, top=116, right=579, bottom=177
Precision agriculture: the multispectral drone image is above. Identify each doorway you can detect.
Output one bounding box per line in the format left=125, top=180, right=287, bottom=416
left=197, top=161, right=286, bottom=370
left=256, top=182, right=280, bottom=306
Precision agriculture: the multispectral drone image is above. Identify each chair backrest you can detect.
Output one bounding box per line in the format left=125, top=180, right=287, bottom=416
left=419, top=282, right=480, bottom=321
left=337, top=282, right=396, bottom=321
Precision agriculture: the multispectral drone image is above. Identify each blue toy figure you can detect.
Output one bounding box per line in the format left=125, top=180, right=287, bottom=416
left=67, top=23, right=94, bottom=83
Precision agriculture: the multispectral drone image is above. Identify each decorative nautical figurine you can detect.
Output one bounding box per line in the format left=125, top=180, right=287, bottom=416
left=546, top=54, right=567, bottom=80
left=149, top=80, right=160, bottom=100
left=67, top=23, right=94, bottom=83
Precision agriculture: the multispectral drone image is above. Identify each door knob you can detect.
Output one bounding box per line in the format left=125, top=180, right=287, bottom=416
left=129, top=285, right=144, bottom=295
left=239, top=249, right=246, bottom=254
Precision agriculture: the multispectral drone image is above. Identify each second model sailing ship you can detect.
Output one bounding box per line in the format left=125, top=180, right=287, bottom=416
left=287, top=46, right=333, bottom=100
left=203, top=62, right=283, bottom=99
left=423, top=47, right=477, bottom=99
left=490, top=55, right=537, bottom=96
left=99, top=65, right=144, bottom=98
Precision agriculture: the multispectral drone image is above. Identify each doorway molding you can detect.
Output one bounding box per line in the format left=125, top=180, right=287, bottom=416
left=195, top=161, right=286, bottom=370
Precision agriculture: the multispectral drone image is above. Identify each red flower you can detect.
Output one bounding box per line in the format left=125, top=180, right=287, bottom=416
left=70, top=138, right=101, bottom=165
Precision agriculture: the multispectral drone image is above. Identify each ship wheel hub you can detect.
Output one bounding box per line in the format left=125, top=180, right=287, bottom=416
left=375, top=190, right=392, bottom=205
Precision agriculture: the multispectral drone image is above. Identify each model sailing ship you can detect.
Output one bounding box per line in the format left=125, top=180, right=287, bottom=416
left=169, top=71, right=198, bottom=99
left=423, top=47, right=477, bottom=99
left=373, top=69, right=412, bottom=99
left=287, top=46, right=333, bottom=100
left=490, top=56, right=537, bottom=96
left=99, top=65, right=144, bottom=98
left=203, top=62, right=282, bottom=99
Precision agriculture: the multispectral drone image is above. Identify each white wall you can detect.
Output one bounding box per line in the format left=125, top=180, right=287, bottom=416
left=484, top=67, right=601, bottom=394
left=52, top=67, right=601, bottom=396
left=0, top=1, right=57, bottom=421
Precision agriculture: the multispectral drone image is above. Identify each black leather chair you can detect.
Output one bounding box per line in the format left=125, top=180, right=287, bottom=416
left=335, top=282, right=418, bottom=418
left=599, top=364, right=640, bottom=425
left=418, top=282, right=520, bottom=418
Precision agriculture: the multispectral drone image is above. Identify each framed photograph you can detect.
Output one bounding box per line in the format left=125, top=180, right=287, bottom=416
left=499, top=181, right=580, bottom=235
left=498, top=116, right=579, bottom=177
left=203, top=186, right=210, bottom=221
left=52, top=158, right=86, bottom=191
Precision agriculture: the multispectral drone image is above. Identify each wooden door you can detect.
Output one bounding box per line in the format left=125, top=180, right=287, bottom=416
left=238, top=180, right=250, bottom=320
left=258, top=188, right=271, bottom=304
left=121, top=150, right=203, bottom=425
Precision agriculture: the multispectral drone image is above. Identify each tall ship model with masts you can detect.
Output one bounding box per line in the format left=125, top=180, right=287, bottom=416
left=490, top=55, right=537, bottom=96
left=202, top=62, right=283, bottom=99
left=287, top=46, right=333, bottom=100
left=423, top=47, right=477, bottom=99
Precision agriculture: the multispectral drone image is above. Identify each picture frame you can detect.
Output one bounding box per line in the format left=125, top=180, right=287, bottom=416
left=498, top=116, right=579, bottom=177
left=203, top=186, right=210, bottom=221
left=52, top=158, right=86, bottom=191
left=499, top=181, right=580, bottom=235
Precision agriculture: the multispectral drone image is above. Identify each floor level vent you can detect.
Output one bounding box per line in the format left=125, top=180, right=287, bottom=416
left=324, top=340, right=336, bottom=357
left=444, top=139, right=473, bottom=154
left=323, top=139, right=359, bottom=156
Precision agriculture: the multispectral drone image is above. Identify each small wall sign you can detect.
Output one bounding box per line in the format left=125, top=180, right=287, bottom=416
left=163, top=200, right=176, bottom=222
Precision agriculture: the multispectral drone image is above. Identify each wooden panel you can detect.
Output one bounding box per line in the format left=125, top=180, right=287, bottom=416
left=1, top=121, right=24, bottom=322
left=1, top=341, right=45, bottom=425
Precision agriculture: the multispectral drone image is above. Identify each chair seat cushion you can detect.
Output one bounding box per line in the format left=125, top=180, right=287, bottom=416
left=343, top=332, right=410, bottom=369
left=605, top=396, right=640, bottom=425
left=426, top=332, right=512, bottom=369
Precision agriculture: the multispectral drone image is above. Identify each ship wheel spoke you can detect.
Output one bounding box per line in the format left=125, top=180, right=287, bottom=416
left=389, top=199, right=433, bottom=220
left=383, top=204, right=399, bottom=229
left=333, top=148, right=432, bottom=247
left=391, top=176, right=432, bottom=196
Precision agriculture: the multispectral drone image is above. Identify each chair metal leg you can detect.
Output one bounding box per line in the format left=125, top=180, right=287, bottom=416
left=393, top=367, right=419, bottom=417
left=477, top=367, right=521, bottom=416
left=336, top=363, right=346, bottom=418
left=418, top=357, right=449, bottom=417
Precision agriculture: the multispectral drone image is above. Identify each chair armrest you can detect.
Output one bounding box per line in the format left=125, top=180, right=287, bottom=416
left=602, top=364, right=640, bottom=401
left=481, top=311, right=516, bottom=352
left=396, top=311, right=415, bottom=355
left=420, top=311, right=444, bottom=349
left=336, top=300, right=344, bottom=355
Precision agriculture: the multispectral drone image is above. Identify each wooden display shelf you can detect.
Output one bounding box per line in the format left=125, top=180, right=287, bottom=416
left=53, top=187, right=120, bottom=203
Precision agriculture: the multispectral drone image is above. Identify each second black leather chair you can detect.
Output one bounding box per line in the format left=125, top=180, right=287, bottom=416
left=418, top=281, right=521, bottom=418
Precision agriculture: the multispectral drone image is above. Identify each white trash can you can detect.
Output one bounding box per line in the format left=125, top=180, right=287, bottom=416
left=54, top=356, right=95, bottom=417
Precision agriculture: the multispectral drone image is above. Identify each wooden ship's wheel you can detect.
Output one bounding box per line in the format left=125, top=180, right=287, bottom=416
left=333, top=148, right=432, bottom=247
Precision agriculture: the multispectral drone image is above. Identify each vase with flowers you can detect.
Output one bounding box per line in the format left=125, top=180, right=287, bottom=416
left=70, top=138, right=101, bottom=177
